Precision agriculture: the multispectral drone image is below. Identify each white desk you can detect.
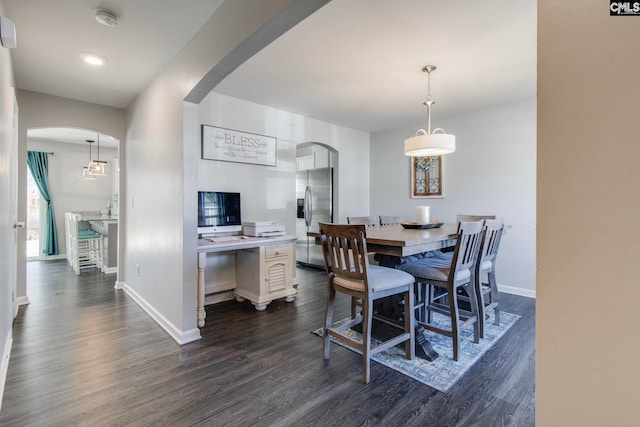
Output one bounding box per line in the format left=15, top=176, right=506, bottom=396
left=197, top=235, right=298, bottom=327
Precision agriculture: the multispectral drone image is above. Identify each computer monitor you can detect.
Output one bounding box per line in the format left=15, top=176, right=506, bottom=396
left=197, top=191, right=241, bottom=235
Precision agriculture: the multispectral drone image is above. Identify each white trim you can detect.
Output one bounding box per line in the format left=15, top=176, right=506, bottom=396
left=0, top=333, right=13, bottom=412
left=102, top=266, right=117, bottom=274
left=498, top=284, right=536, bottom=299
left=27, top=254, right=66, bottom=262
left=16, top=296, right=29, bottom=306
left=114, top=281, right=124, bottom=290
left=120, top=282, right=201, bottom=345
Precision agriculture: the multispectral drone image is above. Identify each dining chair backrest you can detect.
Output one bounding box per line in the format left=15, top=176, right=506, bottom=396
left=451, top=221, right=485, bottom=277
left=319, top=222, right=369, bottom=288
left=478, top=219, right=504, bottom=271
left=456, top=214, right=497, bottom=222
left=379, top=215, right=404, bottom=225
left=347, top=216, right=378, bottom=227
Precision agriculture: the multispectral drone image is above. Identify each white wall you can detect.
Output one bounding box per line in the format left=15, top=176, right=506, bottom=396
left=0, top=0, right=15, bottom=410
left=538, top=2, right=640, bottom=425
left=370, top=98, right=536, bottom=296
left=197, top=92, right=370, bottom=233
left=26, top=139, right=117, bottom=257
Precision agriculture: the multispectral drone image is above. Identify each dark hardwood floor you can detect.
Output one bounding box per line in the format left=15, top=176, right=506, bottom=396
left=0, top=260, right=535, bottom=426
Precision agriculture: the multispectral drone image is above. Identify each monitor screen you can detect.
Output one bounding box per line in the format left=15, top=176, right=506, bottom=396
left=197, top=191, right=241, bottom=234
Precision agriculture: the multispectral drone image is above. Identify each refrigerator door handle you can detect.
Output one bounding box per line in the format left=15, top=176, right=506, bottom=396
left=304, top=186, right=312, bottom=227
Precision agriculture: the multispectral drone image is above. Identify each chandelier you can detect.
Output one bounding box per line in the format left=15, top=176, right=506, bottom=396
left=404, top=65, right=456, bottom=157
left=82, top=134, right=108, bottom=179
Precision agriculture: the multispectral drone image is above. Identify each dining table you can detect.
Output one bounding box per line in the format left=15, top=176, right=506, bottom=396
left=309, top=222, right=459, bottom=361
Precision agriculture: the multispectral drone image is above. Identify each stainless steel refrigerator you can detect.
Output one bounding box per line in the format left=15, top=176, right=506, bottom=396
left=296, top=150, right=333, bottom=268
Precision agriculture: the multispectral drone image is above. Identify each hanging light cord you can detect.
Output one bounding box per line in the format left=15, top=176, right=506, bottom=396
left=416, top=66, right=445, bottom=136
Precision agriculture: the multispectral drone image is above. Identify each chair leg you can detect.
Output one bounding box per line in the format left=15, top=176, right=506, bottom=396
left=476, top=273, right=487, bottom=339
left=323, top=287, right=336, bottom=360
left=466, top=282, right=480, bottom=344
left=413, top=282, right=424, bottom=323
left=362, top=298, right=373, bottom=384
left=350, top=297, right=359, bottom=319
left=449, top=285, right=460, bottom=361
left=404, top=286, right=415, bottom=361
left=489, top=270, right=500, bottom=326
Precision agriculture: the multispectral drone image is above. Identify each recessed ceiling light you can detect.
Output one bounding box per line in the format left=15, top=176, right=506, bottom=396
left=81, top=53, right=107, bottom=66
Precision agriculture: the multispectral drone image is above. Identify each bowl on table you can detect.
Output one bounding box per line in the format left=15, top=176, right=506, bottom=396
left=400, top=221, right=444, bottom=230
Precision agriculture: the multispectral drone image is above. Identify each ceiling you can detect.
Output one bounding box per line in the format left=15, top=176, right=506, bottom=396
left=6, top=0, right=536, bottom=142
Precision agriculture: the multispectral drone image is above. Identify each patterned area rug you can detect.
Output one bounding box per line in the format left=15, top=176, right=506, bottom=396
left=312, top=311, right=520, bottom=392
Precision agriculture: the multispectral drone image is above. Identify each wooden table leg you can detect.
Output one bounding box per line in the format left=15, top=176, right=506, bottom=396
left=197, top=252, right=206, bottom=328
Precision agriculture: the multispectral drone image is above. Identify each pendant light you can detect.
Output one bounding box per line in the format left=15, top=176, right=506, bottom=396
left=82, top=140, right=97, bottom=180
left=404, top=65, right=456, bottom=157
left=90, top=133, right=108, bottom=176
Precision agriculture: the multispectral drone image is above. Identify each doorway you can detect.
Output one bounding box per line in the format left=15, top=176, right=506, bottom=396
left=25, top=127, right=120, bottom=271
left=295, top=142, right=338, bottom=268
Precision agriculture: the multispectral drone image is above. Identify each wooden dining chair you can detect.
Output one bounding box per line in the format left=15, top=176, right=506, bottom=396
left=347, top=216, right=379, bottom=227
left=474, top=219, right=504, bottom=337
left=347, top=215, right=380, bottom=283
left=379, top=215, right=404, bottom=225
left=456, top=214, right=497, bottom=222
left=398, top=221, right=484, bottom=361
left=319, top=222, right=415, bottom=384
left=434, top=216, right=503, bottom=338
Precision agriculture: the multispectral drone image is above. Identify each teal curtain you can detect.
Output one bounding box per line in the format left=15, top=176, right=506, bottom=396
left=27, top=151, right=59, bottom=256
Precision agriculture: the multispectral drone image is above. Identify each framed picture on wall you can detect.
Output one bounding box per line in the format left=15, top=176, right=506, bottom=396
left=411, top=156, right=444, bottom=198
left=201, top=125, right=277, bottom=167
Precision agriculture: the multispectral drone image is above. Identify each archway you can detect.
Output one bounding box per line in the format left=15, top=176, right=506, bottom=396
left=295, top=142, right=338, bottom=268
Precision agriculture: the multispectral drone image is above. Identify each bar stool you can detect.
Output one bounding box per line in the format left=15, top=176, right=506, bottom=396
left=433, top=217, right=504, bottom=338
left=398, top=221, right=484, bottom=361
left=319, top=222, right=415, bottom=383
left=379, top=215, right=404, bottom=225
left=70, top=213, right=103, bottom=275
left=474, top=219, right=504, bottom=337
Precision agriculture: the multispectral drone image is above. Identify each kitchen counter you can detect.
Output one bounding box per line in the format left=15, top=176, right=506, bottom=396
left=72, top=212, right=118, bottom=273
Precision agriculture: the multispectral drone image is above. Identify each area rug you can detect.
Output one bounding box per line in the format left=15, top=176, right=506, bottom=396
left=312, top=310, right=520, bottom=392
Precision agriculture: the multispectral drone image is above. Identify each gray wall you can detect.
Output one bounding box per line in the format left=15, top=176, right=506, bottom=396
left=370, top=98, right=536, bottom=296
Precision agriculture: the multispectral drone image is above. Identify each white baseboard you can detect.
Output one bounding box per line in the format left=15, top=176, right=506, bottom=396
left=498, top=284, right=536, bottom=299
left=16, top=296, right=30, bottom=306
left=0, top=332, right=13, bottom=412
left=42, top=254, right=65, bottom=261
left=102, top=266, right=117, bottom=274
left=120, top=282, right=201, bottom=345
left=114, top=281, right=125, bottom=290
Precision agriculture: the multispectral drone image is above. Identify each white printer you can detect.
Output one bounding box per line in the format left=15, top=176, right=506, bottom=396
left=242, top=221, right=286, bottom=237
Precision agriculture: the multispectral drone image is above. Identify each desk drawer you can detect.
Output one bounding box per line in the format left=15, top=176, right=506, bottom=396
left=265, top=245, right=289, bottom=259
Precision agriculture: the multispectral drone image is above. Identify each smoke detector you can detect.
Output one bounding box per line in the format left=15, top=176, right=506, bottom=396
left=95, top=9, right=119, bottom=27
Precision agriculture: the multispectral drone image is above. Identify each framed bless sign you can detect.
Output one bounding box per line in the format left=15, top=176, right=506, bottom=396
left=201, top=125, right=277, bottom=167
